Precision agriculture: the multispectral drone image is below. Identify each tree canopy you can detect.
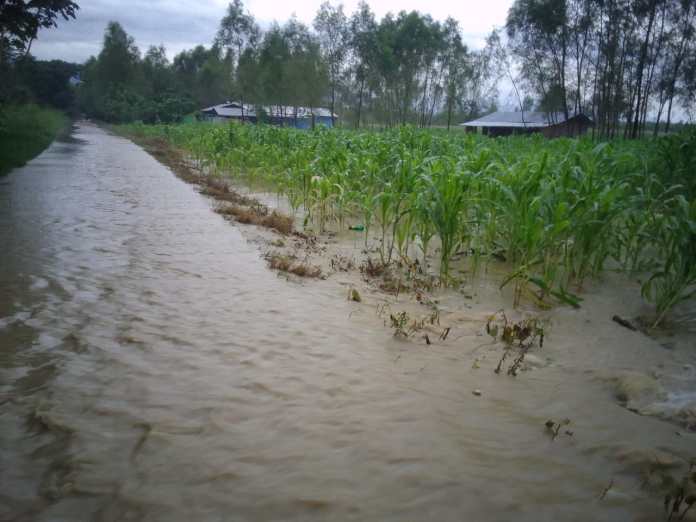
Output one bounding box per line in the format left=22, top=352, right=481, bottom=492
left=0, top=0, right=78, bottom=58
left=4, top=0, right=693, bottom=133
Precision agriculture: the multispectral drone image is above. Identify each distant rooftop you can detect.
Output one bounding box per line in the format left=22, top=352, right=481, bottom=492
left=460, top=111, right=581, bottom=128
left=201, top=102, right=336, bottom=120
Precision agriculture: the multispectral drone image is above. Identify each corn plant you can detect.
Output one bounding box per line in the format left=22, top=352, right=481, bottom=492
left=116, top=120, right=696, bottom=318
left=422, top=157, right=469, bottom=281
left=642, top=197, right=696, bottom=327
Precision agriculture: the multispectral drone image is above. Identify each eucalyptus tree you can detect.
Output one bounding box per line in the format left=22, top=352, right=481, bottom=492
left=256, top=19, right=328, bottom=116
left=215, top=0, right=260, bottom=116
left=348, top=1, right=378, bottom=128
left=194, top=44, right=232, bottom=108
left=283, top=18, right=328, bottom=121
left=314, top=2, right=349, bottom=125
left=486, top=29, right=528, bottom=118
left=627, top=0, right=661, bottom=138
left=441, top=18, right=470, bottom=130
left=506, top=0, right=695, bottom=138
left=415, top=16, right=445, bottom=127
left=372, top=11, right=444, bottom=125
left=258, top=24, right=291, bottom=112
left=215, top=0, right=259, bottom=69
left=236, top=46, right=260, bottom=110
left=658, top=0, right=695, bottom=132
left=172, top=45, right=230, bottom=108
left=682, top=48, right=696, bottom=122
left=507, top=0, right=571, bottom=119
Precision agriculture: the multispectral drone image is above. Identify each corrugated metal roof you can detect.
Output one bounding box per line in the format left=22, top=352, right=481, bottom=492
left=264, top=106, right=335, bottom=118
left=201, top=102, right=336, bottom=120
left=459, top=111, right=569, bottom=128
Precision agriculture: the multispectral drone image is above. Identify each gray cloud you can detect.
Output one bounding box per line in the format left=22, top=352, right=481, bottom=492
left=31, top=0, right=226, bottom=63
left=30, top=0, right=509, bottom=64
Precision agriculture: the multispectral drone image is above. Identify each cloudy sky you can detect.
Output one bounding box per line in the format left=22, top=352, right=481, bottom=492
left=31, top=0, right=514, bottom=63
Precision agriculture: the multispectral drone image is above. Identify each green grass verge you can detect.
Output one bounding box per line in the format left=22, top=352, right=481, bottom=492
left=0, top=104, right=69, bottom=176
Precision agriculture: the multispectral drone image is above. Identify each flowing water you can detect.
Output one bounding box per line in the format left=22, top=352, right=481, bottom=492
left=1, top=122, right=695, bottom=522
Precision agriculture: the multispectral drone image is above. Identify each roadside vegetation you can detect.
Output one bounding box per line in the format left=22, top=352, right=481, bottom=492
left=0, top=104, right=69, bottom=176
left=0, top=3, right=78, bottom=175
left=120, top=121, right=696, bottom=326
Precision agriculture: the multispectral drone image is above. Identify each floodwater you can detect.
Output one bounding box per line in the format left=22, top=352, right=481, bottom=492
left=1, top=122, right=695, bottom=522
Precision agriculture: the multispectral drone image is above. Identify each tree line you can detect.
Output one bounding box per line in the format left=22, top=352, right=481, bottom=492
left=1, top=0, right=694, bottom=133
left=507, top=0, right=696, bottom=138
left=72, top=1, right=500, bottom=128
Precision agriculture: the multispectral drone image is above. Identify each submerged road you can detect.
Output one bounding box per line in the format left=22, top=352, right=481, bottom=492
left=1, top=122, right=693, bottom=522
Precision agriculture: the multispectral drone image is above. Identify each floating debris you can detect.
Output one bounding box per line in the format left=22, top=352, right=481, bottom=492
left=545, top=418, right=572, bottom=441
left=348, top=288, right=361, bottom=302
left=612, top=315, right=637, bottom=331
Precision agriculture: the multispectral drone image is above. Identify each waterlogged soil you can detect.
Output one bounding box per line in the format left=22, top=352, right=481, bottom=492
left=1, top=121, right=695, bottom=522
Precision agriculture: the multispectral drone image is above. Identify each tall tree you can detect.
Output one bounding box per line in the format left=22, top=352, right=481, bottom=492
left=348, top=1, right=378, bottom=128
left=0, top=0, right=78, bottom=60
left=313, top=2, right=349, bottom=126
left=215, top=0, right=259, bottom=69
left=441, top=18, right=470, bottom=130
left=142, top=45, right=171, bottom=96
left=507, top=0, right=570, bottom=119
left=258, top=23, right=292, bottom=112
left=96, top=21, right=141, bottom=88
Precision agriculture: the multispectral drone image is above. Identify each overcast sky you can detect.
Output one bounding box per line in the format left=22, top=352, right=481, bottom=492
left=31, top=0, right=514, bottom=63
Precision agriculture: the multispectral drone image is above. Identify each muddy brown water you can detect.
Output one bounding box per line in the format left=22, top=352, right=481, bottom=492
left=1, top=122, right=695, bottom=522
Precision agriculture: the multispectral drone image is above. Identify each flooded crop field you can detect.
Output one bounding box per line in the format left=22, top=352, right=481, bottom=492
left=1, top=122, right=695, bottom=521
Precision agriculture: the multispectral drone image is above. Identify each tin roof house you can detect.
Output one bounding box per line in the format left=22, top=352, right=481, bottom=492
left=460, top=111, right=593, bottom=138
left=199, top=102, right=337, bottom=129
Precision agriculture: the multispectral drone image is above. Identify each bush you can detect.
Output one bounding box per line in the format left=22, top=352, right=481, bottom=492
left=0, top=104, right=68, bottom=176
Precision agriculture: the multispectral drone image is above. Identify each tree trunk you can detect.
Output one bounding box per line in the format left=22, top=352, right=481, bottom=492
left=653, top=98, right=665, bottom=136
left=631, top=0, right=659, bottom=138
left=330, top=84, right=336, bottom=127
left=419, top=69, right=430, bottom=128
left=446, top=99, right=453, bottom=131
left=665, top=94, right=674, bottom=133
left=561, top=24, right=570, bottom=120
left=355, top=77, right=365, bottom=129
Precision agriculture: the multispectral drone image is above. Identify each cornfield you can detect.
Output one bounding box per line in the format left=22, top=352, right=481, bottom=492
left=120, top=122, right=696, bottom=326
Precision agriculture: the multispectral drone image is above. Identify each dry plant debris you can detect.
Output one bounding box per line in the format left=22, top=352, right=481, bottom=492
left=265, top=252, right=321, bottom=278
left=487, top=310, right=546, bottom=376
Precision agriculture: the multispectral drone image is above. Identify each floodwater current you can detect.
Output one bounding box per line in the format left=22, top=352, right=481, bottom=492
left=1, top=123, right=695, bottom=522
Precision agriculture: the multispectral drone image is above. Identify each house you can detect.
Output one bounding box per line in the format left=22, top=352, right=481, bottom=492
left=459, top=111, right=593, bottom=138
left=68, top=73, right=82, bottom=87
left=199, top=102, right=336, bottom=128
left=200, top=102, right=251, bottom=123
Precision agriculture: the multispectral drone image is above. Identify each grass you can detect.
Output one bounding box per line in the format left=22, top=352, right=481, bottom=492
left=0, top=104, right=69, bottom=176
